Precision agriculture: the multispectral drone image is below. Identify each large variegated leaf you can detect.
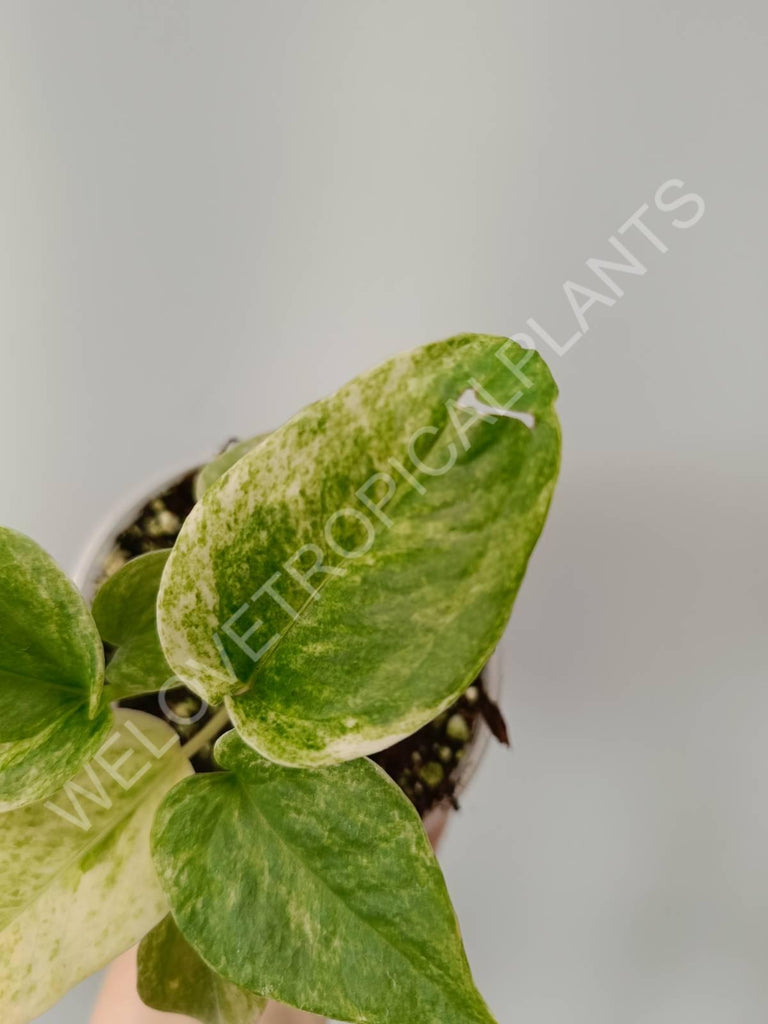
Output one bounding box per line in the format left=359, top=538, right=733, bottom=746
left=194, top=435, right=267, bottom=500
left=0, top=527, right=112, bottom=809
left=158, top=333, right=560, bottom=766
left=0, top=709, right=192, bottom=1024
left=138, top=914, right=266, bottom=1024
left=152, top=731, right=497, bottom=1024
left=92, top=550, right=175, bottom=699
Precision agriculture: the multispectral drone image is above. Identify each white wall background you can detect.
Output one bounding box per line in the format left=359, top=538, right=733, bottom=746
left=0, top=2, right=766, bottom=1022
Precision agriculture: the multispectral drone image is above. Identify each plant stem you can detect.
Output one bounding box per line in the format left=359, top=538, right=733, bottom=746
left=180, top=705, right=231, bottom=761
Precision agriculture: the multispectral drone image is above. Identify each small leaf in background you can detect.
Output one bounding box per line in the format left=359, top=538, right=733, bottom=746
left=0, top=527, right=111, bottom=809
left=138, top=914, right=266, bottom=1024
left=152, top=731, right=497, bottom=1024
left=158, top=333, right=560, bottom=765
left=92, top=550, right=176, bottom=700
left=0, top=709, right=193, bottom=1024
left=194, top=435, right=267, bottom=500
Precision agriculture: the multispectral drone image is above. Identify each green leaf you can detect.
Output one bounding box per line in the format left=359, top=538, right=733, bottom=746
left=0, top=527, right=104, bottom=736
left=158, top=334, right=560, bottom=766
left=0, top=709, right=193, bottom=1024
left=194, top=435, right=267, bottom=500
left=138, top=914, right=266, bottom=1024
left=92, top=550, right=176, bottom=699
left=0, top=702, right=114, bottom=813
left=152, top=731, right=496, bottom=1024
left=0, top=527, right=112, bottom=809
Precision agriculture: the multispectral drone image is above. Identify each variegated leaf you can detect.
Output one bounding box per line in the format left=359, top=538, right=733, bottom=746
left=0, top=709, right=193, bottom=1024
left=0, top=527, right=111, bottom=809
left=194, top=436, right=267, bottom=500
left=138, top=914, right=266, bottom=1024
left=0, top=703, right=113, bottom=813
left=158, top=334, right=560, bottom=766
left=152, top=731, right=496, bottom=1024
left=92, top=550, right=175, bottom=699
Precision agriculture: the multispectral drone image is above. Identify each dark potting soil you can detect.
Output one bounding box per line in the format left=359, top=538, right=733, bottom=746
left=103, top=470, right=199, bottom=572
left=107, top=463, right=509, bottom=817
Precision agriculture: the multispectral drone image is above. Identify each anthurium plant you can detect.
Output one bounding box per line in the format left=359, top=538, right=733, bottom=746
left=0, top=334, right=560, bottom=1024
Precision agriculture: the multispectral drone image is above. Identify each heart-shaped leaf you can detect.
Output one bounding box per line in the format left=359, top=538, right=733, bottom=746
left=0, top=527, right=112, bottom=809
left=138, top=914, right=266, bottom=1024
left=158, top=334, right=560, bottom=766
left=152, top=731, right=497, bottom=1024
left=92, top=550, right=176, bottom=700
left=0, top=708, right=193, bottom=1024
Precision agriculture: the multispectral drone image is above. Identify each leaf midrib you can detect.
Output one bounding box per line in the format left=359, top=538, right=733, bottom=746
left=0, top=697, right=96, bottom=762
left=0, top=662, right=93, bottom=697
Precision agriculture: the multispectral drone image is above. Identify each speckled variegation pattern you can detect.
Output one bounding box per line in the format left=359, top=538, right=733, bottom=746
left=0, top=709, right=192, bottom=1023
left=158, top=334, right=560, bottom=766
left=92, top=550, right=175, bottom=699
left=152, top=732, right=496, bottom=1023
left=138, top=914, right=266, bottom=1024
left=195, top=435, right=267, bottom=501
left=0, top=528, right=112, bottom=808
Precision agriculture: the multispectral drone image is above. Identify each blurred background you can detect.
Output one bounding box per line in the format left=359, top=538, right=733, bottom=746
left=1, top=2, right=766, bottom=1022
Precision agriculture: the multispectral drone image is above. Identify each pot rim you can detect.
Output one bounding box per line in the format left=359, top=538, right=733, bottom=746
left=70, top=455, right=210, bottom=599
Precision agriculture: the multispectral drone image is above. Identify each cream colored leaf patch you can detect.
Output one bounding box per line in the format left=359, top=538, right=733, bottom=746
left=0, top=709, right=192, bottom=1024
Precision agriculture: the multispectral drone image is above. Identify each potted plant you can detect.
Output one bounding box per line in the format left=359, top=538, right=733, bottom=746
left=0, top=333, right=560, bottom=1024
